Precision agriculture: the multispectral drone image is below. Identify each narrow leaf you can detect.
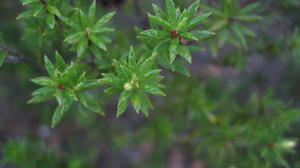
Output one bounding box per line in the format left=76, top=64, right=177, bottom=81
left=187, top=12, right=212, bottom=30
left=128, top=46, right=137, bottom=68
left=186, top=0, right=200, bottom=19
left=77, top=39, right=88, bottom=57
left=44, top=56, right=56, bottom=78
left=169, top=37, right=180, bottom=63
left=31, top=77, right=56, bottom=86
left=88, top=0, right=97, bottom=19
left=55, top=51, right=67, bottom=71
left=89, top=34, right=107, bottom=51
left=148, top=14, right=172, bottom=30
left=47, top=5, right=61, bottom=16
left=144, top=85, right=166, bottom=96
left=192, top=30, right=215, bottom=40
left=166, top=0, right=177, bottom=24
left=117, top=91, right=132, bottom=117
left=47, top=14, right=55, bottom=29
left=0, top=50, right=7, bottom=67
left=64, top=31, right=85, bottom=44
left=95, top=12, right=116, bottom=27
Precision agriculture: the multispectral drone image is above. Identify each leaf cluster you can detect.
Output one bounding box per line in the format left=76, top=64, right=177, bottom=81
left=137, top=0, right=214, bottom=74
left=204, top=0, right=262, bottom=55
left=29, top=52, right=103, bottom=127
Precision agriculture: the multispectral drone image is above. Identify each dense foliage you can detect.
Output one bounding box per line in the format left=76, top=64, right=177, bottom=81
left=1, top=0, right=300, bottom=167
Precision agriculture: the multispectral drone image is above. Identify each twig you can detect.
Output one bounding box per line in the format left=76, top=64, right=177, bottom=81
left=3, top=47, right=44, bottom=71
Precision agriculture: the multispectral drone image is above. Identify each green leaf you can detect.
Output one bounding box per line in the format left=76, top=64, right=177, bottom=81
left=89, top=34, right=107, bottom=51
left=77, top=39, right=88, bottom=57
left=151, top=39, right=171, bottom=57
left=140, top=56, right=156, bottom=73
left=237, top=25, right=255, bottom=37
left=77, top=92, right=103, bottom=114
left=21, top=0, right=39, bottom=5
left=166, top=0, right=177, bottom=24
left=152, top=4, right=166, bottom=18
left=144, top=85, right=166, bottom=96
left=59, top=15, right=77, bottom=29
left=119, top=65, right=132, bottom=80
left=98, top=36, right=112, bottom=44
left=209, top=40, right=218, bottom=57
left=28, top=95, right=53, bottom=104
left=236, top=15, right=262, bottom=22
left=240, top=3, right=260, bottom=15
left=55, top=51, right=67, bottom=71
left=28, top=87, right=55, bottom=104
left=77, top=9, right=88, bottom=27
left=218, top=29, right=229, bottom=47
left=90, top=45, right=102, bottom=57
left=117, top=91, right=132, bottom=117
left=202, top=6, right=223, bottom=18
left=141, top=29, right=168, bottom=39
left=187, top=12, right=212, bottom=30
left=47, top=14, right=55, bottom=29
left=52, top=91, right=73, bottom=127
left=192, top=30, right=215, bottom=40
left=144, top=69, right=161, bottom=78
left=178, top=46, right=192, bottom=63
left=181, top=32, right=198, bottom=41
left=17, top=9, right=38, bottom=20
left=77, top=103, right=90, bottom=117
left=31, top=77, right=56, bottom=86
left=178, top=17, right=188, bottom=30
left=51, top=102, right=71, bottom=128
left=82, top=80, right=103, bottom=90
left=95, top=12, right=116, bottom=28
left=32, top=87, right=55, bottom=97
left=88, top=0, right=97, bottom=20
left=186, top=0, right=200, bottom=19
left=92, top=27, right=114, bottom=33
left=232, top=24, right=247, bottom=48
left=44, top=56, right=56, bottom=79
left=139, top=93, right=153, bottom=116
left=131, top=91, right=141, bottom=113
left=104, top=86, right=121, bottom=95
left=148, top=14, right=172, bottom=30
left=209, top=19, right=227, bottom=31
left=47, top=5, right=61, bottom=16
left=169, top=37, right=180, bottom=63
left=64, top=88, right=77, bottom=102
left=128, top=46, right=137, bottom=68
left=0, top=50, right=7, bottom=67
left=99, top=73, right=118, bottom=85
left=173, top=61, right=190, bottom=77
left=64, top=32, right=85, bottom=44
left=64, top=63, right=80, bottom=83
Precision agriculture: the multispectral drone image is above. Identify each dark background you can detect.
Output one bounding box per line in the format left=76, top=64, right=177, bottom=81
left=1, top=0, right=300, bottom=167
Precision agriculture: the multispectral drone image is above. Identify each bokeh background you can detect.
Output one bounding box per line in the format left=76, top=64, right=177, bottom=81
left=1, top=0, right=300, bottom=167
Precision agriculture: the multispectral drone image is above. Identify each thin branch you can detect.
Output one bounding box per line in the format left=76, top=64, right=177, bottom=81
left=3, top=47, right=44, bottom=71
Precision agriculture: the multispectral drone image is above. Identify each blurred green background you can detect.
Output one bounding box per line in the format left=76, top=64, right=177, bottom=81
left=1, top=0, right=300, bottom=167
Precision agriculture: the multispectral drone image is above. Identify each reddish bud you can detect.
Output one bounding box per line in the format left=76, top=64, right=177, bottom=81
left=180, top=37, right=187, bottom=45
left=57, top=84, right=65, bottom=90
left=267, top=143, right=275, bottom=149
left=170, top=30, right=178, bottom=38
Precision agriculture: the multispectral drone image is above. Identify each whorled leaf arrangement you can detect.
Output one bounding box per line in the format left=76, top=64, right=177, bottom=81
left=137, top=0, right=214, bottom=75
left=203, top=0, right=262, bottom=56
left=19, top=0, right=214, bottom=127
left=61, top=0, right=116, bottom=59
left=17, top=0, right=63, bottom=29
left=29, top=52, right=103, bottom=127
left=100, top=47, right=165, bottom=117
